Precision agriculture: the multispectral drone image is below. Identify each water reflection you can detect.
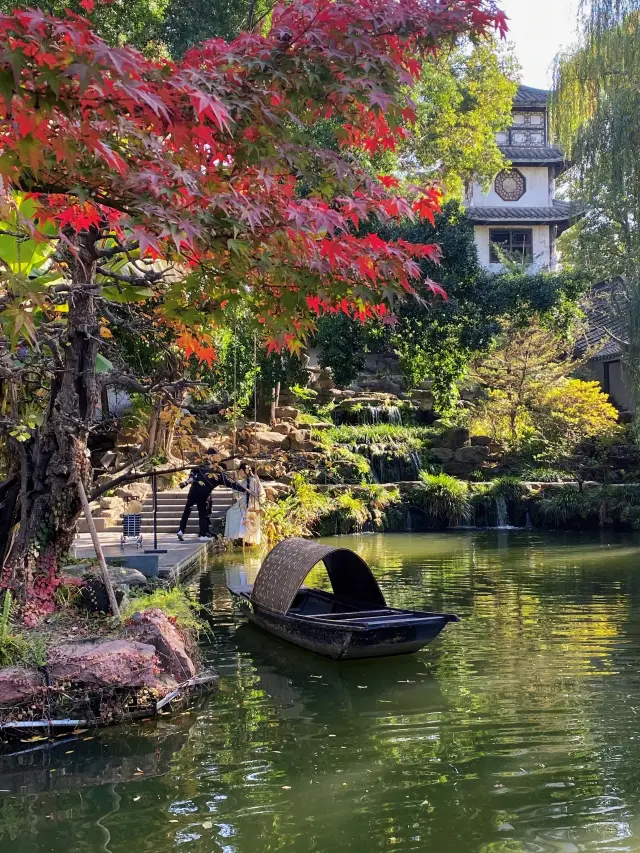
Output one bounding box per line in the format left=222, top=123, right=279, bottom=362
left=3, top=531, right=640, bottom=852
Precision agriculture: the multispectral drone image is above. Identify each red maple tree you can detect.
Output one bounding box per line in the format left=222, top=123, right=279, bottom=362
left=0, top=0, right=506, bottom=615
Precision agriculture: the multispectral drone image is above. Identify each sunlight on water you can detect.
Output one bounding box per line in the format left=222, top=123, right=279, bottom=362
left=3, top=530, right=640, bottom=853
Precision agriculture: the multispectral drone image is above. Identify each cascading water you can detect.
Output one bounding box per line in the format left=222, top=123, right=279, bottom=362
left=409, top=451, right=422, bottom=480
left=495, top=496, right=509, bottom=528
left=494, top=496, right=517, bottom=529
left=358, top=404, right=402, bottom=425
left=387, top=406, right=402, bottom=425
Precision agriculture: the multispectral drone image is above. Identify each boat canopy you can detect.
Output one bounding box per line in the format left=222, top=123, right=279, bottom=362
left=251, top=537, right=387, bottom=614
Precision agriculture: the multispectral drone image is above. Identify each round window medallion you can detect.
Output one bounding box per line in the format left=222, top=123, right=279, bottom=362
left=495, top=168, right=526, bottom=202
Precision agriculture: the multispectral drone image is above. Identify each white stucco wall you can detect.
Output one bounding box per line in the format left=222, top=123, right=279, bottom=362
left=469, top=166, right=552, bottom=208
left=474, top=224, right=552, bottom=272
left=586, top=359, right=634, bottom=412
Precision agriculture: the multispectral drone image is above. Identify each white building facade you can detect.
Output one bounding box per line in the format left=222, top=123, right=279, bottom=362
left=465, top=85, right=578, bottom=272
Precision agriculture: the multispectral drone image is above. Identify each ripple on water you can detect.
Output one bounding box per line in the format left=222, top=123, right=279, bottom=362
left=3, top=531, right=640, bottom=852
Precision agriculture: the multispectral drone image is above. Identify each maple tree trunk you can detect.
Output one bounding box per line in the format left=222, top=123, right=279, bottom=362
left=1, top=233, right=99, bottom=619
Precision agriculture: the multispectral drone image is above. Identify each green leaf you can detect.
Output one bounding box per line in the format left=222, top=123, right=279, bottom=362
left=95, top=353, right=113, bottom=374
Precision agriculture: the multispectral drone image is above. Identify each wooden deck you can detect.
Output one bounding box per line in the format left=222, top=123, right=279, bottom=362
left=72, top=531, right=218, bottom=582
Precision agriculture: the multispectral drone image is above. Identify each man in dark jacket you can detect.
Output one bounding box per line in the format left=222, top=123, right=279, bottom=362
left=177, top=449, right=246, bottom=541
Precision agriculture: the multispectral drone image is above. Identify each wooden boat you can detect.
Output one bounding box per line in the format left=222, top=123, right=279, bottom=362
left=227, top=538, right=460, bottom=660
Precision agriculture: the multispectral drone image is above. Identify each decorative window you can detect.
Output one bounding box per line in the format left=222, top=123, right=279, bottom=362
left=496, top=111, right=546, bottom=146
left=489, top=229, right=533, bottom=264
left=494, top=168, right=526, bottom=201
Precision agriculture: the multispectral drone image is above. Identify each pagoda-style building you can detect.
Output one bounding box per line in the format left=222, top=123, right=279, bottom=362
left=465, top=84, right=579, bottom=271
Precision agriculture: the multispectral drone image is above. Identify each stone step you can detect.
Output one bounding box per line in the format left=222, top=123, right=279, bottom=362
left=142, top=498, right=233, bottom=506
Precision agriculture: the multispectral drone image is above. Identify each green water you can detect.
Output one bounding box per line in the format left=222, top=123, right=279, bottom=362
left=3, top=530, right=640, bottom=853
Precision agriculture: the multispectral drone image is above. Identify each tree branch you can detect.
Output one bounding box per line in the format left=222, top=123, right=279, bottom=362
left=89, top=463, right=193, bottom=503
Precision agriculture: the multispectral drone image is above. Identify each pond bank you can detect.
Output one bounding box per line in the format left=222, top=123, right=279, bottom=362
left=0, top=591, right=218, bottom=747
left=267, top=477, right=640, bottom=539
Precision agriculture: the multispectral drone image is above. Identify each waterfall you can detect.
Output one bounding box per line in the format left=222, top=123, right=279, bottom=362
left=406, top=508, right=412, bottom=532
left=358, top=404, right=402, bottom=425
left=495, top=496, right=509, bottom=528
left=409, top=451, right=421, bottom=479
left=525, top=511, right=533, bottom=529
left=387, top=405, right=402, bottom=425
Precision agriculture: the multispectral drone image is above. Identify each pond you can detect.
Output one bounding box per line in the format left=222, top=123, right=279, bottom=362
left=3, top=530, right=640, bottom=853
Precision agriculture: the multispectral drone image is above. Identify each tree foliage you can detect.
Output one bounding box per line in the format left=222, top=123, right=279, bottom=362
left=315, top=202, right=584, bottom=408
left=0, top=0, right=170, bottom=53
left=553, top=1, right=640, bottom=417
left=409, top=40, right=518, bottom=198
left=470, top=323, right=619, bottom=459
left=0, top=0, right=506, bottom=613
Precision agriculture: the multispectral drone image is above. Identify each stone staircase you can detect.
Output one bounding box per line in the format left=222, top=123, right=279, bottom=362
left=139, top=487, right=235, bottom=536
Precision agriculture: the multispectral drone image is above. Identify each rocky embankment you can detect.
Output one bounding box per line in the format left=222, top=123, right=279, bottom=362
left=0, top=608, right=217, bottom=741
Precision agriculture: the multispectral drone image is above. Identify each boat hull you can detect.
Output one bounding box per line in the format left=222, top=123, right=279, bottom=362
left=232, top=595, right=454, bottom=660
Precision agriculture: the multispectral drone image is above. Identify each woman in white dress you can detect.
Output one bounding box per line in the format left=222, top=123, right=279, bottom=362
left=224, top=490, right=246, bottom=541
left=224, top=464, right=265, bottom=545
left=241, top=465, right=266, bottom=546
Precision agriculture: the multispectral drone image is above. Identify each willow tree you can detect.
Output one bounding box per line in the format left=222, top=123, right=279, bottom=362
left=553, top=1, right=640, bottom=418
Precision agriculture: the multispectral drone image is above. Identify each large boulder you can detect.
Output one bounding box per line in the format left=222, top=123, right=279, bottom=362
left=470, top=435, right=492, bottom=447
left=440, top=427, right=470, bottom=449
left=108, top=567, right=148, bottom=587
left=47, top=640, right=159, bottom=688
left=0, top=667, right=45, bottom=706
left=443, top=461, right=473, bottom=478
left=271, top=423, right=293, bottom=435
left=275, top=406, right=300, bottom=421
left=253, top=430, right=287, bottom=450
left=454, top=445, right=489, bottom=465
left=125, top=608, right=196, bottom=682
left=427, top=447, right=454, bottom=464
left=61, top=562, right=94, bottom=578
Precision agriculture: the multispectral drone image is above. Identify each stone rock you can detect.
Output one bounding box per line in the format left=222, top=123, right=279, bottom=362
left=309, top=422, right=332, bottom=430
left=99, top=496, right=123, bottom=510
left=61, top=562, right=93, bottom=578
left=454, top=445, right=489, bottom=464
left=0, top=666, right=44, bottom=706
left=441, top=427, right=470, bottom=449
left=272, top=423, right=292, bottom=435
left=470, top=435, right=492, bottom=447
left=361, top=377, right=404, bottom=395
left=124, top=608, right=196, bottom=682
left=222, top=457, right=242, bottom=471
left=253, top=430, right=286, bottom=450
left=115, top=483, right=150, bottom=501
left=79, top=578, right=126, bottom=614
left=108, top=567, right=148, bottom=587
left=275, top=406, right=300, bottom=421
left=47, top=640, right=159, bottom=688
left=443, top=461, right=473, bottom=478
left=427, top=447, right=454, bottom=463
left=296, top=440, right=319, bottom=453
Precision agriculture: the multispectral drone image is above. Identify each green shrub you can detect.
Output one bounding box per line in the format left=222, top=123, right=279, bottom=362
left=0, top=591, right=47, bottom=668
left=333, top=492, right=370, bottom=532
left=410, top=473, right=472, bottom=526
left=121, top=586, right=204, bottom=634
left=262, top=475, right=333, bottom=546
left=519, top=466, right=574, bottom=483
left=539, top=487, right=587, bottom=526
left=488, top=476, right=528, bottom=503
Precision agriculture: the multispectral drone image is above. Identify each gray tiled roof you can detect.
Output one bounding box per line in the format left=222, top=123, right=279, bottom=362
left=575, top=281, right=625, bottom=361
left=513, top=84, right=550, bottom=107
left=466, top=200, right=581, bottom=223
left=500, top=145, right=565, bottom=163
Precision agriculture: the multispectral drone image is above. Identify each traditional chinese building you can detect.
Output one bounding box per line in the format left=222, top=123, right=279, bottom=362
left=465, top=84, right=579, bottom=272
